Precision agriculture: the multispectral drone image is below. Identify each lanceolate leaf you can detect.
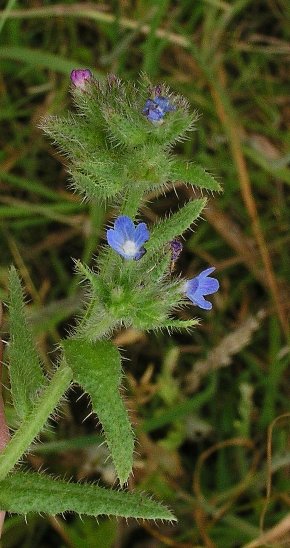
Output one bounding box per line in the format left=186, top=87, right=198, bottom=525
left=147, top=198, right=207, bottom=253
left=62, top=339, right=134, bottom=486
left=8, top=267, right=47, bottom=419
left=0, top=472, right=176, bottom=521
left=169, top=159, right=222, bottom=191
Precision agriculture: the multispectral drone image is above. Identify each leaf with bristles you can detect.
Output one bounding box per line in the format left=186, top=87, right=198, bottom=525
left=169, top=160, right=222, bottom=191
left=0, top=471, right=176, bottom=521
left=147, top=198, right=207, bottom=253
left=8, top=267, right=47, bottom=420
left=69, top=171, right=119, bottom=201
left=62, top=339, right=134, bottom=486
left=39, top=114, right=104, bottom=157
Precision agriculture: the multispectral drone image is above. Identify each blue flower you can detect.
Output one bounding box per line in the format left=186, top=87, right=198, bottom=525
left=143, top=95, right=175, bottom=123
left=154, top=96, right=176, bottom=113
left=143, top=99, right=164, bottom=122
left=107, top=216, right=149, bottom=260
left=184, top=267, right=219, bottom=310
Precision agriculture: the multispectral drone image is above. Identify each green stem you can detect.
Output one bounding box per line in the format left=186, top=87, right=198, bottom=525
left=0, top=362, right=72, bottom=481
left=120, top=185, right=144, bottom=218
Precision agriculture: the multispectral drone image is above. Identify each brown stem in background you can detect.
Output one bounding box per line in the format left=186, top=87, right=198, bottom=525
left=210, top=68, right=289, bottom=338
left=0, top=303, right=10, bottom=538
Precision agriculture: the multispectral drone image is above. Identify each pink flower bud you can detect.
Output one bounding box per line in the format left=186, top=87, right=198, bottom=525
left=70, top=69, right=92, bottom=89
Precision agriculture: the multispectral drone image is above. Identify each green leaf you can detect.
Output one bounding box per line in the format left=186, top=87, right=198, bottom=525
left=8, top=267, right=47, bottom=419
left=148, top=109, right=198, bottom=147
left=71, top=153, right=123, bottom=200
left=102, top=110, right=149, bottom=148
left=69, top=169, right=115, bottom=201
left=0, top=472, right=176, bottom=521
left=62, top=339, right=134, bottom=485
left=156, top=319, right=200, bottom=331
left=40, top=115, right=104, bottom=157
left=169, top=160, right=222, bottom=191
left=147, top=198, right=207, bottom=253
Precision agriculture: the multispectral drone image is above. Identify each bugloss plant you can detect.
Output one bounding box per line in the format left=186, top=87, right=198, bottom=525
left=0, top=71, right=221, bottom=524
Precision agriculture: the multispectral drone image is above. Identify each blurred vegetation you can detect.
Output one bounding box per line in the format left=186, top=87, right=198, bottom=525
left=0, top=0, right=289, bottom=546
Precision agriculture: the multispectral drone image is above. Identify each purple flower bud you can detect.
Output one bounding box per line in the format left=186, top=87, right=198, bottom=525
left=70, top=69, right=92, bottom=89
left=170, top=240, right=183, bottom=262
left=153, top=84, right=163, bottom=96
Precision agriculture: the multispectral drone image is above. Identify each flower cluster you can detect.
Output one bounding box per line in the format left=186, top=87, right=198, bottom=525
left=107, top=216, right=219, bottom=310
left=66, top=70, right=220, bottom=313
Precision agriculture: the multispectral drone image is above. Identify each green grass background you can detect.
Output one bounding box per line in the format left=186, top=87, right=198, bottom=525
left=0, top=1, right=289, bottom=546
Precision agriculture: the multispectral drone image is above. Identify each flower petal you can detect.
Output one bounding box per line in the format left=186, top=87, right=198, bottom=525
left=194, top=296, right=213, bottom=310
left=134, top=222, right=149, bottom=247
left=199, top=267, right=216, bottom=277
left=185, top=278, right=199, bottom=296
left=107, top=228, right=124, bottom=254
left=147, top=108, right=164, bottom=122
left=198, top=276, right=219, bottom=296
left=114, top=216, right=135, bottom=240
left=170, top=240, right=183, bottom=262
left=154, top=96, right=176, bottom=112
left=142, top=99, right=155, bottom=113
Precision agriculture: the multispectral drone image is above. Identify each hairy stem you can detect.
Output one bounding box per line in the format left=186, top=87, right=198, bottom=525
left=0, top=362, right=72, bottom=481
left=120, top=186, right=144, bottom=218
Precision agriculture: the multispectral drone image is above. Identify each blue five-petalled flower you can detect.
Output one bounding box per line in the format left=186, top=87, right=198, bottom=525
left=107, top=216, right=149, bottom=260
left=185, top=267, right=219, bottom=310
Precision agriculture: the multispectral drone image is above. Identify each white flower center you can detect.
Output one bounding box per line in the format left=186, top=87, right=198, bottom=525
left=122, top=239, right=138, bottom=257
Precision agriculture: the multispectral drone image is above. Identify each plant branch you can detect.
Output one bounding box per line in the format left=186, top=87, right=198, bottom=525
left=0, top=361, right=72, bottom=482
